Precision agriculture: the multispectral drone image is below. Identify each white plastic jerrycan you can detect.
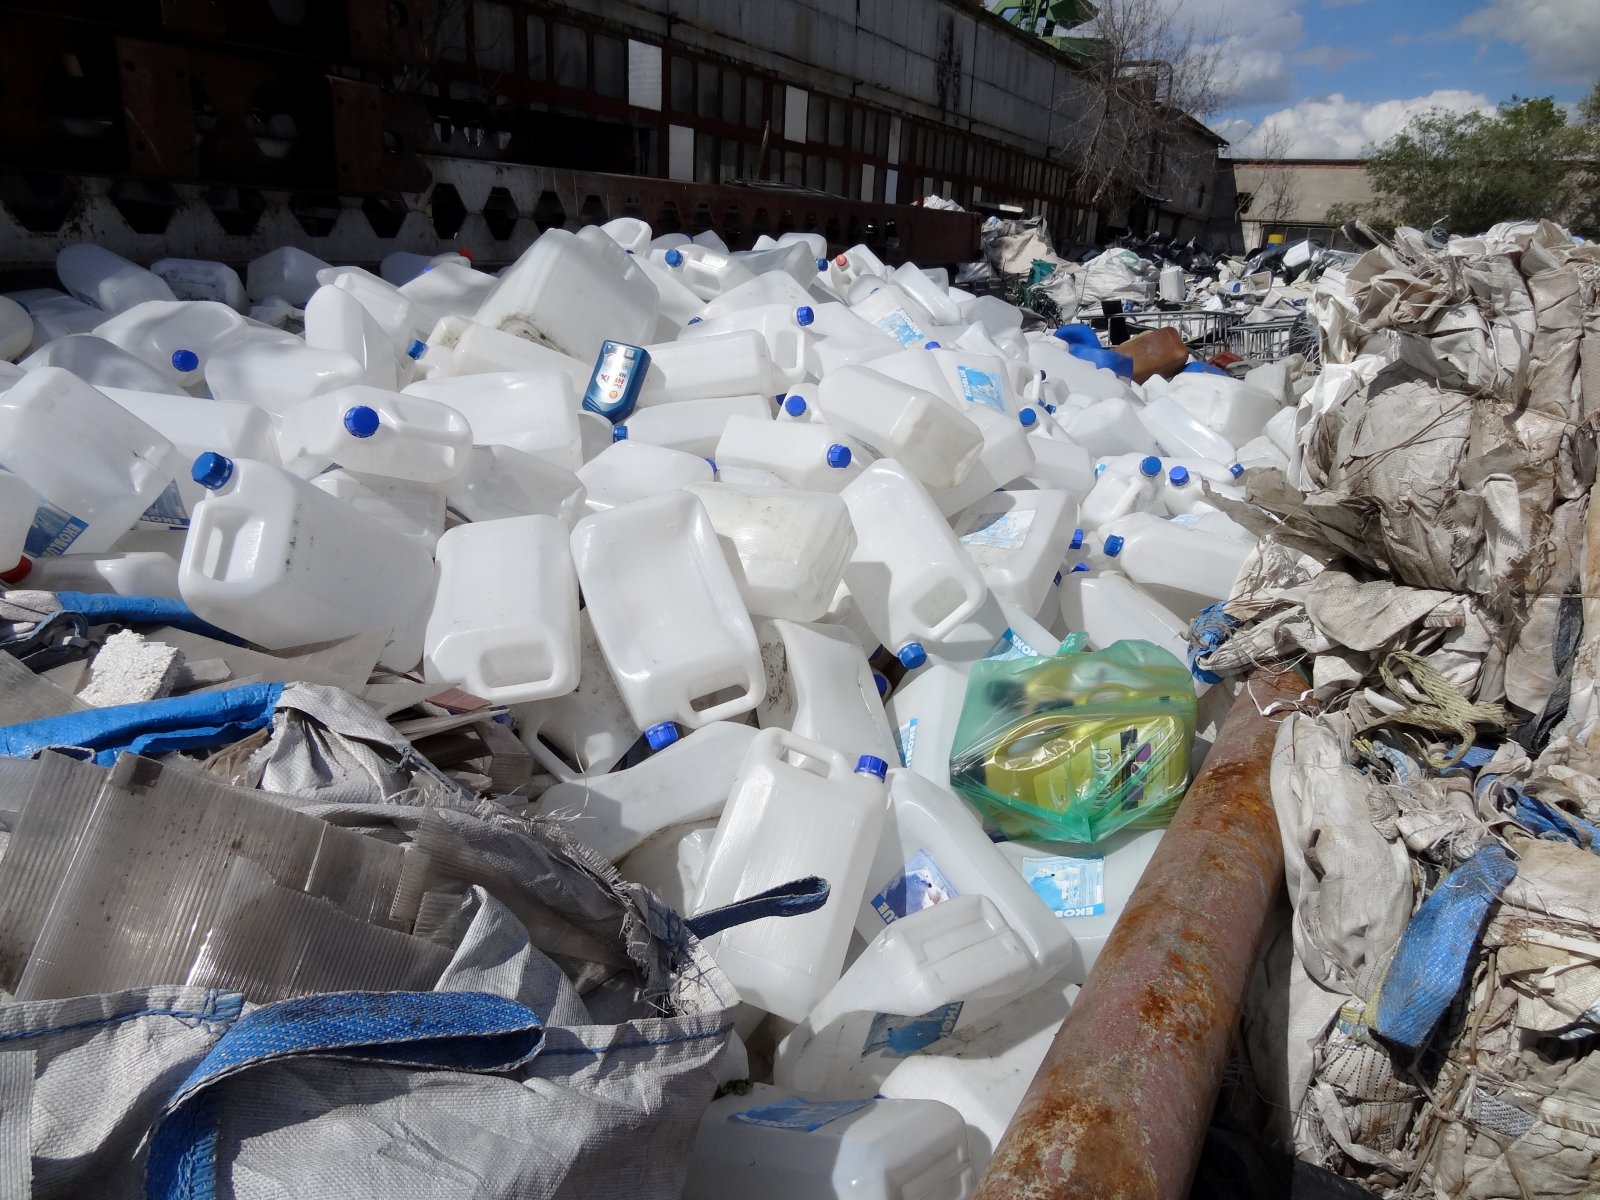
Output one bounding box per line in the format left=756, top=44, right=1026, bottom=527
left=953, top=489, right=1080, bottom=617
left=575, top=441, right=714, bottom=513
left=1026, top=434, right=1096, bottom=499
left=885, top=663, right=968, bottom=789
left=616, top=395, right=770, bottom=457
left=1166, top=372, right=1279, bottom=447
left=473, top=226, right=659, bottom=364
left=1059, top=397, right=1152, bottom=459
left=892, top=262, right=962, bottom=326
left=774, top=895, right=1036, bottom=1099
left=308, top=468, right=445, bottom=553
left=851, top=283, right=936, bottom=348
left=0, top=368, right=182, bottom=559
left=445, top=445, right=586, bottom=526
left=1097, top=510, right=1253, bottom=604
left=756, top=619, right=898, bottom=767
left=382, top=249, right=469, bottom=287
left=1079, top=453, right=1165, bottom=530
left=926, top=405, right=1037, bottom=517
left=150, top=258, right=247, bottom=311
left=9, top=290, right=99, bottom=349
left=534, top=721, right=761, bottom=863
left=730, top=242, right=818, bottom=286
left=618, top=820, right=719, bottom=915
left=100, top=387, right=279, bottom=531
left=24, top=549, right=182, bottom=599
left=1057, top=567, right=1197, bottom=676
left=571, top=489, right=765, bottom=734
left=423, top=514, right=579, bottom=704
left=0, top=467, right=36, bottom=577
left=21, top=335, right=188, bottom=396
left=93, top=301, right=248, bottom=389
left=714, top=415, right=864, bottom=492
left=816, top=365, right=982, bottom=490
left=1138, top=393, right=1236, bottom=463
left=650, top=242, right=754, bottom=301
left=635, top=329, right=801, bottom=405
left=922, top=589, right=1060, bottom=675
left=319, top=267, right=422, bottom=355
left=404, top=370, right=582, bottom=470
left=676, top=301, right=816, bottom=368
left=1160, top=462, right=1244, bottom=516
left=510, top=610, right=637, bottom=779
left=841, top=459, right=987, bottom=668
left=277, top=384, right=472, bottom=483
left=926, top=346, right=1019, bottom=416
left=179, top=453, right=433, bottom=670
left=684, top=1082, right=973, bottom=1200
left=398, top=262, right=498, bottom=331
left=597, top=216, right=652, bottom=255
left=0, top=296, right=32, bottom=362
left=686, top=482, right=856, bottom=622
left=303, top=284, right=399, bottom=390
left=205, top=341, right=367, bottom=418
left=701, top=268, right=814, bottom=320
left=247, top=246, right=331, bottom=306
left=420, top=317, right=592, bottom=393
left=804, top=301, right=901, bottom=377
left=693, top=730, right=891, bottom=1021
left=56, top=244, right=176, bottom=313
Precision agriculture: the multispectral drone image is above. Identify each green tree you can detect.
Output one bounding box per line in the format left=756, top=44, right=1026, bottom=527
left=1351, top=92, right=1599, bottom=235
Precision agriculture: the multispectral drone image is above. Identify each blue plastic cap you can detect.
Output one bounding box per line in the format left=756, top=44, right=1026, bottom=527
left=784, top=395, right=808, bottom=417
left=1054, top=570, right=1064, bottom=586
left=1169, top=465, right=1191, bottom=487
left=1103, top=534, right=1125, bottom=557
left=873, top=671, right=890, bottom=698
left=1071, top=561, right=1091, bottom=573
left=816, top=257, right=828, bottom=271
left=924, top=340, right=942, bottom=349
left=826, top=443, right=852, bottom=468
left=343, top=405, right=381, bottom=438
left=664, top=248, right=684, bottom=267
left=644, top=721, right=680, bottom=751
left=170, top=348, right=200, bottom=373
left=1053, top=323, right=1099, bottom=348
left=1019, top=408, right=1038, bottom=428
left=1138, top=455, right=1163, bottom=478
left=612, top=424, right=629, bottom=442
left=191, top=451, right=235, bottom=490
left=406, top=338, right=427, bottom=360
left=897, top=642, right=927, bottom=670
left=1044, top=403, right=1057, bottom=415
left=687, top=316, right=702, bottom=325
left=1094, top=462, right=1106, bottom=476
left=1229, top=462, right=1245, bottom=478
left=855, top=754, right=889, bottom=780
left=1070, top=528, right=1085, bottom=549
left=794, top=305, right=816, bottom=327
left=704, top=457, right=718, bottom=474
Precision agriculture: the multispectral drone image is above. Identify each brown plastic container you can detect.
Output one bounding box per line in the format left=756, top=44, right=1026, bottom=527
left=1120, top=325, right=1190, bottom=383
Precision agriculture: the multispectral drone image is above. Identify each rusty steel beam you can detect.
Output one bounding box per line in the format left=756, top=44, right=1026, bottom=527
left=974, top=668, right=1306, bottom=1200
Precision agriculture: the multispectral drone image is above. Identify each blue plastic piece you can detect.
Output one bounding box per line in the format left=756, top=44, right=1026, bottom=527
left=924, top=340, right=942, bottom=349
left=795, top=305, right=816, bottom=327
left=1102, top=534, right=1125, bottom=557
left=704, top=457, right=718, bottom=475
left=1187, top=600, right=1236, bottom=683
left=826, top=443, right=853, bottom=469
left=170, top=349, right=200, bottom=373
left=897, top=642, right=927, bottom=670
left=816, top=257, right=828, bottom=271
left=343, top=405, right=381, bottom=438
left=1229, top=462, right=1245, bottom=478
left=1181, top=360, right=1228, bottom=376
left=1054, top=570, right=1063, bottom=586
left=1169, top=465, right=1191, bottom=487
left=686, top=316, right=702, bottom=325
left=644, top=721, right=680, bottom=751
left=1044, top=403, right=1057, bottom=415
left=583, top=340, right=651, bottom=422
left=783, top=395, right=808, bottom=417
left=612, top=424, right=629, bottom=442
left=191, top=451, right=234, bottom=491
left=873, top=671, right=890, bottom=698
left=406, top=338, right=427, bottom=360
left=1138, top=455, right=1163, bottom=478
left=1071, top=561, right=1091, bottom=573
left=1019, top=408, right=1038, bottom=428
left=855, top=755, right=889, bottom=780
left=1069, top=344, right=1135, bottom=379
left=52, top=591, right=244, bottom=643
left=1070, top=528, right=1085, bottom=550
left=664, top=248, right=684, bottom=267
left=1052, top=323, right=1099, bottom=348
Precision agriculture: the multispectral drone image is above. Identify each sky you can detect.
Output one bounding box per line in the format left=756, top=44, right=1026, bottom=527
left=1154, top=0, right=1600, bottom=157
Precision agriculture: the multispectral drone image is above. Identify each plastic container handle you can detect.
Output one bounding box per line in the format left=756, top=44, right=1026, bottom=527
left=762, top=727, right=853, bottom=780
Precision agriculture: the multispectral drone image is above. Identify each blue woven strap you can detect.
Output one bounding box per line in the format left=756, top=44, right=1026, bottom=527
left=1375, top=844, right=1517, bottom=1050
left=1510, top=789, right=1600, bottom=853
left=53, top=592, right=245, bottom=644
left=685, top=876, right=831, bottom=941
left=0, top=682, right=285, bottom=765
left=146, top=990, right=544, bottom=1200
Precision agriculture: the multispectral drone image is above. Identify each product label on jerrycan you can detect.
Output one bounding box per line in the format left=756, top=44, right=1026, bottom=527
left=730, top=1096, right=872, bottom=1131
left=583, top=340, right=650, bottom=421
left=870, top=848, right=959, bottom=924
left=1024, top=854, right=1106, bottom=918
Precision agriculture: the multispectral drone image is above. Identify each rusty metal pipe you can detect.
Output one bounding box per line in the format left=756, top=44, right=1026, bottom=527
left=973, top=669, right=1305, bottom=1200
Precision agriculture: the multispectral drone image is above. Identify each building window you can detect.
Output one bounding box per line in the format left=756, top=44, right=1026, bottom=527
left=525, top=15, right=547, bottom=81
left=473, top=2, right=513, bottom=73
left=669, top=58, right=694, bottom=113
left=668, top=124, right=694, bottom=181
left=627, top=40, right=661, bottom=110
left=594, top=35, right=626, bottom=99
left=784, top=87, right=808, bottom=144
left=553, top=24, right=586, bottom=89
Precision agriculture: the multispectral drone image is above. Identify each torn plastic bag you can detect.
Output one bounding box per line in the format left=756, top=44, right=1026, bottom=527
left=0, top=682, right=284, bottom=765
left=948, top=638, right=1196, bottom=843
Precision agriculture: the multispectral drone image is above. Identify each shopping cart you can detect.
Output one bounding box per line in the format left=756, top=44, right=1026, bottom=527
left=1122, top=308, right=1241, bottom=353
left=1224, top=312, right=1321, bottom=364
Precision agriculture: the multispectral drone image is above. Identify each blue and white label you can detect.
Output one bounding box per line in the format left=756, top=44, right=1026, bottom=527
left=23, top=497, right=88, bottom=558
left=874, top=308, right=927, bottom=347
left=1168, top=513, right=1203, bottom=529
left=956, top=365, right=1006, bottom=412
left=1025, top=855, right=1106, bottom=918
left=582, top=340, right=650, bottom=421
left=894, top=716, right=918, bottom=768
left=862, top=1002, right=964, bottom=1057
left=139, top=479, right=190, bottom=529
left=985, top=628, right=1041, bottom=661
left=871, top=849, right=958, bottom=924
left=961, top=509, right=1035, bottom=551
left=731, top=1096, right=871, bottom=1132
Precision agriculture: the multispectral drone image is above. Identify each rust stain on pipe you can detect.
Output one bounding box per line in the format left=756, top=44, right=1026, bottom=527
left=973, top=669, right=1305, bottom=1200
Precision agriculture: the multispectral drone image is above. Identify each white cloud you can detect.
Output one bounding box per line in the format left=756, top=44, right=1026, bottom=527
left=1291, top=43, right=1374, bottom=71
left=1224, top=89, right=1494, bottom=157
left=1458, top=0, right=1600, bottom=84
